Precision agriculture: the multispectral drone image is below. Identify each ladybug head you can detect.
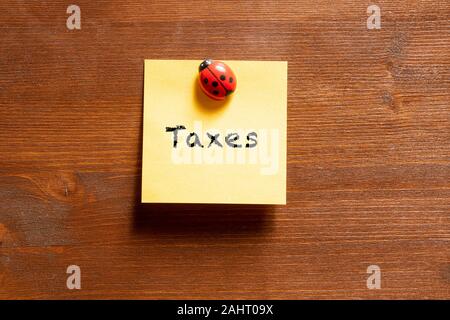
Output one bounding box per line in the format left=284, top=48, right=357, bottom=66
left=199, top=59, right=213, bottom=72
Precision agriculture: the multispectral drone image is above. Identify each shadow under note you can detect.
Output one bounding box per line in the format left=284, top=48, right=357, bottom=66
left=133, top=201, right=275, bottom=237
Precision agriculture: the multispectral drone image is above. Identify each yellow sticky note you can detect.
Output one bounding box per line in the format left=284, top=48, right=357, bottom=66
left=142, top=60, right=287, bottom=204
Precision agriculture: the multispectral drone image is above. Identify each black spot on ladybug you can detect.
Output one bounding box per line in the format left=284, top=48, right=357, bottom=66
left=229, top=77, right=233, bottom=83
left=212, top=81, right=218, bottom=87
left=212, top=90, right=219, bottom=95
left=220, top=75, right=226, bottom=81
left=203, top=78, right=208, bottom=84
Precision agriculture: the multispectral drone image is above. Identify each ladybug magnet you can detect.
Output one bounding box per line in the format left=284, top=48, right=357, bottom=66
left=198, top=59, right=236, bottom=100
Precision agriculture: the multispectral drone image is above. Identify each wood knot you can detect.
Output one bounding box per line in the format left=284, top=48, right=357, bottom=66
left=46, top=171, right=84, bottom=202
left=381, top=91, right=399, bottom=113
left=388, top=32, right=408, bottom=57
left=0, top=224, right=16, bottom=247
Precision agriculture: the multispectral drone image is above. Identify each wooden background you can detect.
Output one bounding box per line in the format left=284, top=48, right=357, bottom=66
left=0, top=0, right=449, bottom=299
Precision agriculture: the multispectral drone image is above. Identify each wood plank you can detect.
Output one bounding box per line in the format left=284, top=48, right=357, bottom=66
left=0, top=0, right=449, bottom=299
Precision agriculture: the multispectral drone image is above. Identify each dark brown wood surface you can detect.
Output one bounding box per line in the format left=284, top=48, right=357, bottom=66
left=0, top=0, right=449, bottom=299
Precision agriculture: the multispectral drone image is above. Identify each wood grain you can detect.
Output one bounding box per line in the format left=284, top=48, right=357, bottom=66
left=0, top=0, right=449, bottom=299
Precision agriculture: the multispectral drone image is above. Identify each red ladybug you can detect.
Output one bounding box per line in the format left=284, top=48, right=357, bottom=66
left=198, top=59, right=236, bottom=100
